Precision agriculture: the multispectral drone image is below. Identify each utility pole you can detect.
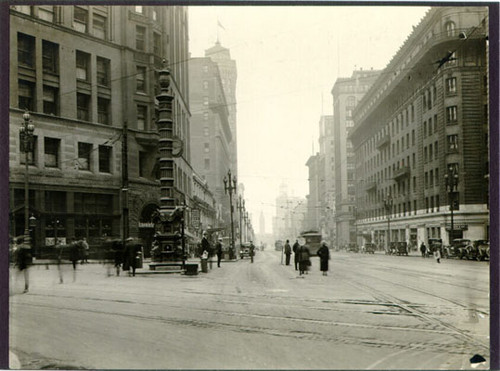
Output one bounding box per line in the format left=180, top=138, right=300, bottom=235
left=384, top=193, right=393, bottom=252
left=223, top=170, right=237, bottom=259
left=122, top=120, right=129, bottom=247
left=237, top=196, right=244, bottom=249
left=445, top=165, right=459, bottom=245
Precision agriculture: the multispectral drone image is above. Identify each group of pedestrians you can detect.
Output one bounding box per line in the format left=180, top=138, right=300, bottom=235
left=283, top=239, right=331, bottom=276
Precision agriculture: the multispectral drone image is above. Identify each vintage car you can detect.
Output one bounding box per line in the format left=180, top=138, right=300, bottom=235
left=449, top=238, right=471, bottom=259
left=465, top=240, right=490, bottom=261
left=361, top=242, right=376, bottom=254
left=347, top=243, right=359, bottom=253
left=396, top=241, right=408, bottom=256
left=239, top=243, right=252, bottom=259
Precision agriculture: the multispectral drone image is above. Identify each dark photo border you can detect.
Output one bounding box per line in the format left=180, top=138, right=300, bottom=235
left=0, top=1, right=498, bottom=369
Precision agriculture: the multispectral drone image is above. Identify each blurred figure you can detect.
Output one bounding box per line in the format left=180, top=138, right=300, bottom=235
left=69, top=239, right=81, bottom=282
left=317, top=241, right=330, bottom=276
left=81, top=237, right=90, bottom=264
left=297, top=244, right=311, bottom=276
left=113, top=242, right=124, bottom=276
left=420, top=242, right=427, bottom=258
left=216, top=238, right=223, bottom=268
left=15, top=238, right=31, bottom=293
left=434, top=247, right=441, bottom=264
left=123, top=238, right=142, bottom=277
left=249, top=240, right=255, bottom=263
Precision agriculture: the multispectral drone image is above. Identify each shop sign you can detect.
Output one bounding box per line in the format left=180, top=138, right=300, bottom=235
left=191, top=209, right=200, bottom=229
left=445, top=224, right=468, bottom=231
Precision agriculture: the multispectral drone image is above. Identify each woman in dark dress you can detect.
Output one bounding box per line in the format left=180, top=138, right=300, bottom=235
left=317, top=241, right=330, bottom=276
left=298, top=244, right=311, bottom=276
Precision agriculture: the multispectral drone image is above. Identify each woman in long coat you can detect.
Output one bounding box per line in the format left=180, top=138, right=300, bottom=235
left=317, top=241, right=330, bottom=276
left=297, top=244, right=311, bottom=276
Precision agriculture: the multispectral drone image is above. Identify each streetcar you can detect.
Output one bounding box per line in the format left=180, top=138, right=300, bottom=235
left=299, top=231, right=322, bottom=256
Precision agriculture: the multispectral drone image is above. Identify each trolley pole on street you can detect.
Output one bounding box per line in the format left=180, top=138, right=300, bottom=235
left=223, top=170, right=237, bottom=259
left=383, top=193, right=393, bottom=251
left=445, top=165, right=459, bottom=245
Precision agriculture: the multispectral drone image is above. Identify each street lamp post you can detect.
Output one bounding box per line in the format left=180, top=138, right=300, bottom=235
left=444, top=165, right=459, bottom=245
left=237, top=196, right=245, bottom=250
left=353, top=206, right=358, bottom=247
left=20, top=111, right=35, bottom=251
left=223, top=169, right=237, bottom=259
left=383, top=193, right=393, bottom=252
left=244, top=211, right=249, bottom=243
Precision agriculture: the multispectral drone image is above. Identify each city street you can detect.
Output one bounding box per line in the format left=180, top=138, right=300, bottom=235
left=10, top=249, right=489, bottom=370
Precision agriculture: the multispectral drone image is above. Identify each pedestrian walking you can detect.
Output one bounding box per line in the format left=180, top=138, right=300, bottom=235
left=15, top=238, right=31, bottom=293
left=434, top=247, right=441, bottom=263
left=68, top=238, right=81, bottom=282
left=317, top=241, right=330, bottom=276
left=420, top=242, right=427, bottom=258
left=216, top=238, right=223, bottom=268
left=249, top=240, right=255, bottom=263
left=293, top=240, right=300, bottom=271
left=297, top=244, right=311, bottom=276
left=123, top=238, right=141, bottom=277
left=201, top=231, right=211, bottom=256
left=57, top=242, right=65, bottom=283
left=284, top=240, right=292, bottom=266
left=69, top=239, right=80, bottom=270
left=81, top=237, right=90, bottom=264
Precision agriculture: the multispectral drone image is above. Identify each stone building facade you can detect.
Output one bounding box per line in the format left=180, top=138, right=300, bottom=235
left=349, top=7, right=489, bottom=248
left=9, top=5, right=190, bottom=254
left=331, top=69, right=381, bottom=247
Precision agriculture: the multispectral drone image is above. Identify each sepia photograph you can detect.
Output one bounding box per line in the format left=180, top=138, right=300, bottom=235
left=4, top=2, right=496, bottom=370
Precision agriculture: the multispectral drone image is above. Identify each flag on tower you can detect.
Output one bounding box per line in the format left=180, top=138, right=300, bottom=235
left=218, top=20, right=225, bottom=30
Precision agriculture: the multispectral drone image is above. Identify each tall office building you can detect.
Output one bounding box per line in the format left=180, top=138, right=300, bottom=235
left=188, top=57, right=233, bottom=230
left=205, top=42, right=238, bottom=180
left=331, top=69, right=381, bottom=247
left=9, top=5, right=190, bottom=254
left=349, top=7, right=489, bottom=247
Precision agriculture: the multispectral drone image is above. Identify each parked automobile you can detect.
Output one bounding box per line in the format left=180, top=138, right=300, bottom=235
left=449, top=239, right=471, bottom=259
left=347, top=243, right=359, bottom=253
left=396, top=241, right=408, bottom=256
left=465, top=240, right=490, bottom=261
left=361, top=242, right=376, bottom=254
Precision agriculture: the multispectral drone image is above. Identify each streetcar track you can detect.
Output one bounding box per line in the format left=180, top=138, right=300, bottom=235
left=334, top=258, right=490, bottom=315
left=12, top=300, right=473, bottom=355
left=341, top=273, right=489, bottom=353
left=338, top=255, right=489, bottom=293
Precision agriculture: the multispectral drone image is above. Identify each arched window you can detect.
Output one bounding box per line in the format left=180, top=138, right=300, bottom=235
left=445, top=21, right=456, bottom=37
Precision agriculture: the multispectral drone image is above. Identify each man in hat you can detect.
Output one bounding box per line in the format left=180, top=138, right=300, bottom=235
left=215, top=237, right=223, bottom=267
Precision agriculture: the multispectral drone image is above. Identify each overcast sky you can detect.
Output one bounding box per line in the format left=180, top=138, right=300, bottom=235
left=188, top=5, right=430, bottom=234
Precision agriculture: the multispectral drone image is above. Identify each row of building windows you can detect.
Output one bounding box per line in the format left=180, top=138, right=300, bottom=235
left=13, top=5, right=168, bottom=50
left=17, top=33, right=156, bottom=130
left=21, top=136, right=112, bottom=173
left=362, top=101, right=459, bottom=162
left=363, top=192, right=450, bottom=220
